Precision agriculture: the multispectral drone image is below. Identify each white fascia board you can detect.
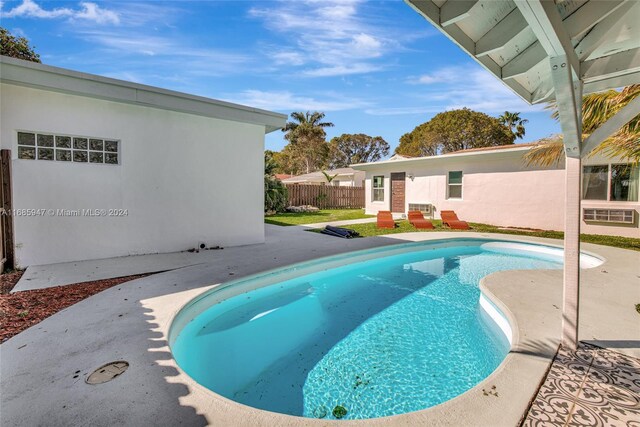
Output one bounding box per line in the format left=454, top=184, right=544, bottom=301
left=351, top=145, right=534, bottom=170
left=0, top=56, right=287, bottom=134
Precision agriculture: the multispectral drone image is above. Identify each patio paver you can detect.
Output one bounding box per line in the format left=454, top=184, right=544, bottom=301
left=523, top=342, right=640, bottom=426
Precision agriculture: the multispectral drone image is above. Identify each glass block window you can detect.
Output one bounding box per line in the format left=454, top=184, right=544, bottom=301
left=17, top=132, right=119, bottom=165
left=448, top=171, right=463, bottom=199
left=372, top=175, right=384, bottom=202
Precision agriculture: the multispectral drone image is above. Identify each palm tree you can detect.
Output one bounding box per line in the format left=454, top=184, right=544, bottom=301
left=499, top=111, right=528, bottom=139
left=525, top=85, right=639, bottom=166
left=282, top=112, right=334, bottom=174
left=282, top=111, right=334, bottom=140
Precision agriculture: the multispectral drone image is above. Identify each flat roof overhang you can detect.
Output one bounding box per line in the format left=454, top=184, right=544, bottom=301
left=0, top=56, right=287, bottom=133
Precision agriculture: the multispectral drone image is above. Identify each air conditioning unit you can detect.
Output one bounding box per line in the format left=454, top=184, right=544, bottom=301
left=408, top=203, right=434, bottom=217
left=583, top=208, right=635, bottom=224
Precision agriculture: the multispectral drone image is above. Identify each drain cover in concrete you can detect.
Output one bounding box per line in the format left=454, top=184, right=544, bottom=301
left=86, top=361, right=129, bottom=385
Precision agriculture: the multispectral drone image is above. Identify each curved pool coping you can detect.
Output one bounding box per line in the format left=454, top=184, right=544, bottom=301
left=167, top=236, right=606, bottom=426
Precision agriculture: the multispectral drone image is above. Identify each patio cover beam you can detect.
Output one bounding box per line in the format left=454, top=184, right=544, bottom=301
left=504, top=0, right=627, bottom=80
left=440, top=0, right=477, bottom=27
left=581, top=95, right=640, bottom=158
left=476, top=8, right=528, bottom=57
left=514, top=0, right=580, bottom=77
left=575, top=1, right=637, bottom=61
left=581, top=47, right=640, bottom=84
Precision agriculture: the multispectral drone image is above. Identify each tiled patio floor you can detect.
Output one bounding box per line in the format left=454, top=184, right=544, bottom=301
left=523, top=342, right=640, bottom=426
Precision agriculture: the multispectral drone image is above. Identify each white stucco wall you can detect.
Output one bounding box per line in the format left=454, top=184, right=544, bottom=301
left=359, top=150, right=639, bottom=238
left=1, top=84, right=267, bottom=267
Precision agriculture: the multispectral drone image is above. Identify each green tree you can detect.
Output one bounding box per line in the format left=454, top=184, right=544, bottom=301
left=525, top=85, right=640, bottom=166
left=396, top=108, right=515, bottom=156
left=264, top=151, right=288, bottom=213
left=0, top=27, right=41, bottom=62
left=281, top=111, right=333, bottom=174
left=498, top=111, right=528, bottom=139
left=397, top=124, right=440, bottom=157
left=328, top=133, right=390, bottom=168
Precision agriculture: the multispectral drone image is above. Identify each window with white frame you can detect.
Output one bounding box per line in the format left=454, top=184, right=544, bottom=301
left=17, top=131, right=120, bottom=165
left=447, top=171, right=463, bottom=199
left=372, top=175, right=384, bottom=202
left=582, top=163, right=638, bottom=202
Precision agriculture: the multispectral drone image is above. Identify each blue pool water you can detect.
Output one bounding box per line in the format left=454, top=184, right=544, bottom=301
left=170, top=240, right=589, bottom=420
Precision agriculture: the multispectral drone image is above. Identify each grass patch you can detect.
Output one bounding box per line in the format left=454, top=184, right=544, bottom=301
left=308, top=220, right=640, bottom=252
left=265, top=209, right=372, bottom=226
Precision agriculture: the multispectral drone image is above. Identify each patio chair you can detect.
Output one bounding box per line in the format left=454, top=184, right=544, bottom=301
left=440, top=210, right=470, bottom=230
left=407, top=210, right=434, bottom=229
left=377, top=211, right=396, bottom=229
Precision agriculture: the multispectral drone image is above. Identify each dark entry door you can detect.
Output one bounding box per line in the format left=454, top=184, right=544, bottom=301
left=390, top=172, right=405, bottom=213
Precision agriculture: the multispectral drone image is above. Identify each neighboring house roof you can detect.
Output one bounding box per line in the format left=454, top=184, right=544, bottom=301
left=352, top=143, right=539, bottom=170
left=0, top=56, right=287, bottom=133
left=387, top=153, right=416, bottom=161
left=282, top=168, right=363, bottom=183
left=275, top=174, right=293, bottom=180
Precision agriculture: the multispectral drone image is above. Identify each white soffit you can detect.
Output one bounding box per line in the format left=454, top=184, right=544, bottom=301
left=406, top=0, right=640, bottom=104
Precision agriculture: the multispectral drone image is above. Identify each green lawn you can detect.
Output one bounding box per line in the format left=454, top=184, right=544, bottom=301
left=265, top=209, right=373, bottom=226
left=309, top=220, right=640, bottom=252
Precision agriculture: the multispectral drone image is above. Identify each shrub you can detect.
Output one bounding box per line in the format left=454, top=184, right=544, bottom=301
left=265, top=176, right=288, bottom=213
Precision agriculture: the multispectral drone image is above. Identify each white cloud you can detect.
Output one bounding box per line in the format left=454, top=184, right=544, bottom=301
left=2, top=0, right=72, bottom=18
left=367, top=65, right=546, bottom=116
left=409, top=67, right=463, bottom=85
left=272, top=51, right=306, bottom=66
left=303, top=63, right=383, bottom=77
left=69, top=29, right=251, bottom=80
left=225, top=90, right=370, bottom=112
left=74, top=2, right=119, bottom=25
left=2, top=0, right=119, bottom=24
left=249, top=0, right=402, bottom=77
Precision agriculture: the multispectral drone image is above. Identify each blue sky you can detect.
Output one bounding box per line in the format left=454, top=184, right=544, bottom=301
left=1, top=0, right=560, bottom=154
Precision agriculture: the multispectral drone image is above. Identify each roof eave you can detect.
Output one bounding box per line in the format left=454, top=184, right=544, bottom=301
left=351, top=145, right=534, bottom=170
left=0, top=56, right=287, bottom=134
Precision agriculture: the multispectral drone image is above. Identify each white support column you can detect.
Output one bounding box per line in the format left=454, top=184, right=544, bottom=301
left=548, top=55, right=583, bottom=350
left=563, top=156, right=581, bottom=349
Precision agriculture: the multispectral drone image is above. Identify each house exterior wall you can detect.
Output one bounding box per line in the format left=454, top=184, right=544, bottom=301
left=1, top=84, right=266, bottom=267
left=359, top=150, right=639, bottom=238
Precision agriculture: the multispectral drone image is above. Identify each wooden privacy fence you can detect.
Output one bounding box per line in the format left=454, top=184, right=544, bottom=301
left=1, top=149, right=14, bottom=272
left=285, top=184, right=365, bottom=209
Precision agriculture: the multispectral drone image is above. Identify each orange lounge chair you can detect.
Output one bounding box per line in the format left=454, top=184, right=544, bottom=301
left=440, top=210, right=470, bottom=230
left=377, top=211, right=396, bottom=229
left=407, top=210, right=434, bottom=229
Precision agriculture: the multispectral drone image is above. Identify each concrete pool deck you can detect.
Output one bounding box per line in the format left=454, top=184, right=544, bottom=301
left=1, top=225, right=638, bottom=426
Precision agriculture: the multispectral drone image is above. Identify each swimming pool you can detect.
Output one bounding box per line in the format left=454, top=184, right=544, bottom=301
left=169, top=239, right=602, bottom=420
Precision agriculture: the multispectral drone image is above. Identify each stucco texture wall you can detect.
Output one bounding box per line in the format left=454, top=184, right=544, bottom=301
left=362, top=152, right=639, bottom=238
left=1, top=84, right=266, bottom=267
